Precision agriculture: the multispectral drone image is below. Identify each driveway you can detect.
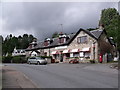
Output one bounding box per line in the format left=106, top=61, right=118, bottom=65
left=2, top=63, right=118, bottom=88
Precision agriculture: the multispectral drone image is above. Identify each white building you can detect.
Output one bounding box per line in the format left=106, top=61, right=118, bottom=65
left=12, top=47, right=26, bottom=56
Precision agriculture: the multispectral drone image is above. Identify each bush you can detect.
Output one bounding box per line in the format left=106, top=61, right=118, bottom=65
left=2, top=55, right=13, bottom=63
left=12, top=55, right=27, bottom=63
left=90, top=60, right=95, bottom=63
left=40, top=56, right=52, bottom=59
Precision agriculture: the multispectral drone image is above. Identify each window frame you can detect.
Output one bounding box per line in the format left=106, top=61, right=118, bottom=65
left=77, top=36, right=88, bottom=44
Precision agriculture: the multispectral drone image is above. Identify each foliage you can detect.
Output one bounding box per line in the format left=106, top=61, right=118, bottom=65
left=12, top=55, right=27, bottom=63
left=2, top=34, right=36, bottom=56
left=2, top=55, right=27, bottom=63
left=52, top=32, right=59, bottom=38
left=2, top=55, right=13, bottom=63
left=99, top=8, right=120, bottom=50
left=66, top=57, right=79, bottom=59
left=40, top=56, right=52, bottom=59
left=89, top=60, right=95, bottom=63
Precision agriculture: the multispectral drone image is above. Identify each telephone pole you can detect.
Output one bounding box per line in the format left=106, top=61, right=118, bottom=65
left=60, top=24, right=63, bottom=32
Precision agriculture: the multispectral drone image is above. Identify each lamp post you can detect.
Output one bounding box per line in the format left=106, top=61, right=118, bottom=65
left=92, top=41, right=96, bottom=62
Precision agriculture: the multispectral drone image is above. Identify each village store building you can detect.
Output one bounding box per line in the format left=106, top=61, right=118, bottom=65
left=26, top=28, right=116, bottom=63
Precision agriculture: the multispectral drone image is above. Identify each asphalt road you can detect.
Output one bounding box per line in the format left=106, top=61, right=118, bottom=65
left=3, top=63, right=118, bottom=88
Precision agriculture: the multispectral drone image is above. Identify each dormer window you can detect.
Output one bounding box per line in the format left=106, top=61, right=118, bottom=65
left=44, top=38, right=51, bottom=46
left=77, top=36, right=87, bottom=44
left=59, top=32, right=67, bottom=44
left=44, top=40, right=49, bottom=46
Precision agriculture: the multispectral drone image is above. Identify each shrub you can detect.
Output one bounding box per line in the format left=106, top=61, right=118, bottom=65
left=2, top=55, right=13, bottom=63
left=40, top=56, right=52, bottom=59
left=12, top=55, right=27, bottom=63
left=90, top=60, right=95, bottom=63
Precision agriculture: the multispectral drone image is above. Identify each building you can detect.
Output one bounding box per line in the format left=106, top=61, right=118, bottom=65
left=12, top=47, right=26, bottom=56
left=26, top=27, right=116, bottom=63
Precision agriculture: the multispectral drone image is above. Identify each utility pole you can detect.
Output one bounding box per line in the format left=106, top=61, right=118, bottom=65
left=60, top=24, right=63, bottom=32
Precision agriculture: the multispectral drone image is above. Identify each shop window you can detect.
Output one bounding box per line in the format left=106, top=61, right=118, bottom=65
left=73, top=52, right=79, bottom=57
left=70, top=53, right=73, bottom=57
left=80, top=52, right=84, bottom=57
left=77, top=36, right=87, bottom=43
left=53, top=54, right=59, bottom=59
left=84, top=52, right=90, bottom=58
left=65, top=53, right=70, bottom=58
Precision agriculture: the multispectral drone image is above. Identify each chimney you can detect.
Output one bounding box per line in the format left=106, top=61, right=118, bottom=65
left=99, top=24, right=104, bottom=30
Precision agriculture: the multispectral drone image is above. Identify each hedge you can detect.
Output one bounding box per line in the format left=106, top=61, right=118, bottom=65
left=12, top=55, right=27, bottom=63
left=2, top=55, right=27, bottom=63
left=38, top=56, right=52, bottom=59
left=2, top=55, right=13, bottom=63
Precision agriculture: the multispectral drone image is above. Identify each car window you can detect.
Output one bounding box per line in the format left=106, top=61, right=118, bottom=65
left=30, top=57, right=36, bottom=59
left=36, top=57, right=42, bottom=59
left=36, top=57, right=45, bottom=59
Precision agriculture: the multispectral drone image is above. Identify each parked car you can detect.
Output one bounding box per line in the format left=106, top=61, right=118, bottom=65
left=27, top=57, right=47, bottom=65
left=69, top=59, right=79, bottom=64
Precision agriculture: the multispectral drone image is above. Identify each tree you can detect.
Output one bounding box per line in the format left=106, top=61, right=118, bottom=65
left=2, top=34, right=36, bottom=55
left=28, top=34, right=35, bottom=43
left=52, top=32, right=59, bottom=38
left=99, top=8, right=120, bottom=54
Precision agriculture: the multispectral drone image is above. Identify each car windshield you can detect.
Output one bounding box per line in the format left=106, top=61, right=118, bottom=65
left=36, top=57, right=44, bottom=59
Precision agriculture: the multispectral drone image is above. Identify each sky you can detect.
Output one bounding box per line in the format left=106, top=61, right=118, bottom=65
left=0, top=1, right=118, bottom=41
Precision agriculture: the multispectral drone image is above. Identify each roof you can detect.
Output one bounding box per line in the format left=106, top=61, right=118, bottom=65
left=26, top=28, right=105, bottom=51
left=90, top=29, right=103, bottom=39
left=15, top=49, right=25, bottom=51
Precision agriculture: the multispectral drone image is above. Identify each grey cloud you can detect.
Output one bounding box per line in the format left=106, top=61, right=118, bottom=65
left=1, top=2, right=118, bottom=40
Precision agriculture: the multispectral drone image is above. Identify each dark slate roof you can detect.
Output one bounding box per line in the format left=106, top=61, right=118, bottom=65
left=90, top=29, right=103, bottom=39
left=26, top=28, right=105, bottom=51
left=35, top=41, right=44, bottom=48
left=35, top=33, right=75, bottom=49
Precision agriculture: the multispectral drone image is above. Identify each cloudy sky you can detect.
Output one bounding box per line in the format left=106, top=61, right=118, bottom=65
left=0, top=1, right=118, bottom=41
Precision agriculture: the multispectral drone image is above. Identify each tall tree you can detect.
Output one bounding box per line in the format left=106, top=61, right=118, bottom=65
left=2, top=34, right=36, bottom=55
left=52, top=32, right=59, bottom=38
left=99, top=8, right=120, bottom=53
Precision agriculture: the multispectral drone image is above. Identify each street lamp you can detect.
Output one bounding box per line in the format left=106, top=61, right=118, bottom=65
left=92, top=41, right=96, bottom=62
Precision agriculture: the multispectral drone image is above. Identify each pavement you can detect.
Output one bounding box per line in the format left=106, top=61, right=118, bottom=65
left=2, top=65, right=38, bottom=88
left=1, top=63, right=118, bottom=88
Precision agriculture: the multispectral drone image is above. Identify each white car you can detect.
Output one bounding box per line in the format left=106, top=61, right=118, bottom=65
left=27, top=57, right=47, bottom=65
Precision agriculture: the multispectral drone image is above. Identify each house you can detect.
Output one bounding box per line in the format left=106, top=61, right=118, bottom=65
left=12, top=47, right=26, bottom=56
left=26, top=26, right=116, bottom=63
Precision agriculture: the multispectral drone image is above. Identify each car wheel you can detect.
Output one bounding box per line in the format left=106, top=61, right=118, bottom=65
left=29, top=61, right=31, bottom=65
left=37, top=61, right=40, bottom=65
left=44, top=63, right=47, bottom=65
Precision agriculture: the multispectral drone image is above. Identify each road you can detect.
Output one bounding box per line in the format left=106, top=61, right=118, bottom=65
left=3, top=63, right=118, bottom=88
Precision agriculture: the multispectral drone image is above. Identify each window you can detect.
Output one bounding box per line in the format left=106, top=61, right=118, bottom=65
left=73, top=52, right=79, bottom=57
left=65, top=53, right=70, bottom=58
left=77, top=36, right=87, bottom=43
left=84, top=52, right=90, bottom=58
left=30, top=57, right=36, bottom=59
left=80, top=52, right=84, bottom=57
left=70, top=53, right=73, bottom=57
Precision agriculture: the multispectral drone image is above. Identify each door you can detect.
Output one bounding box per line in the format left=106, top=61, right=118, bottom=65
left=60, top=51, right=63, bottom=62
